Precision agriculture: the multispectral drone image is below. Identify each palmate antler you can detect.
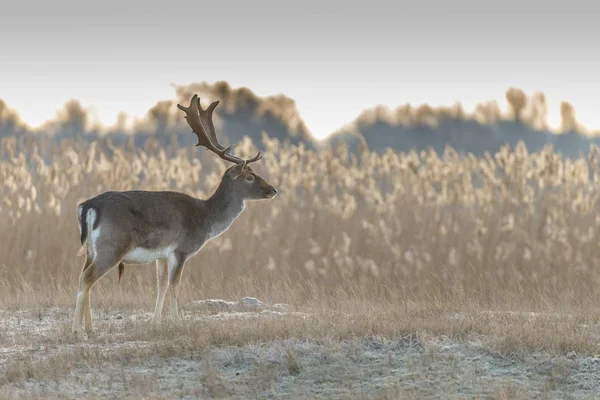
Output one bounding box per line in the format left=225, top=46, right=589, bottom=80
left=177, top=94, right=262, bottom=166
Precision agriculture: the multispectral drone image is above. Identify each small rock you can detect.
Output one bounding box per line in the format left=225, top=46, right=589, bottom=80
left=239, top=297, right=264, bottom=307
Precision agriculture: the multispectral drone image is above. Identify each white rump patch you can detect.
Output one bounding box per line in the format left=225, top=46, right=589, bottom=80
left=123, top=245, right=175, bottom=265
left=86, top=208, right=99, bottom=260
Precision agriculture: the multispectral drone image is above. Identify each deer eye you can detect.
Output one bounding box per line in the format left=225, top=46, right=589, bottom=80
left=245, top=175, right=255, bottom=182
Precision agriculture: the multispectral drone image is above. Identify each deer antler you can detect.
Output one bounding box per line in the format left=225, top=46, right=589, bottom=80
left=177, top=94, right=262, bottom=166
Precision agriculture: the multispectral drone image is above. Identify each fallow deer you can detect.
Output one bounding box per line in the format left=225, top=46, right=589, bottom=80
left=72, top=95, right=277, bottom=334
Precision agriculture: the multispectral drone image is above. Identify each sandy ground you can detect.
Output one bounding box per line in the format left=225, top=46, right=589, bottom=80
left=1, top=300, right=600, bottom=399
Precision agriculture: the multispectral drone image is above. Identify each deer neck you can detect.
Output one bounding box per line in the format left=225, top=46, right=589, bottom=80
left=203, top=178, right=245, bottom=239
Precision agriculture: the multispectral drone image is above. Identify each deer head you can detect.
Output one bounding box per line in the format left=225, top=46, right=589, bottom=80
left=177, top=94, right=277, bottom=200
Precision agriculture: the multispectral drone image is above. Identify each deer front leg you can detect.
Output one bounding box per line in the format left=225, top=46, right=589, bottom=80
left=167, top=253, right=187, bottom=320
left=152, top=258, right=169, bottom=323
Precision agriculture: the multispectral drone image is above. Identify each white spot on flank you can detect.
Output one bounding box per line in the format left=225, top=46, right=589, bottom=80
left=123, top=245, right=176, bottom=264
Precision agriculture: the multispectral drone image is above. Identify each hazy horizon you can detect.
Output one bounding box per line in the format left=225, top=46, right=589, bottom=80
left=1, top=0, right=599, bottom=139
left=1, top=82, right=598, bottom=140
left=3, top=81, right=600, bottom=161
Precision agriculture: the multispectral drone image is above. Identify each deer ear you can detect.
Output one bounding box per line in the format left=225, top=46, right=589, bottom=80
left=228, top=162, right=245, bottom=178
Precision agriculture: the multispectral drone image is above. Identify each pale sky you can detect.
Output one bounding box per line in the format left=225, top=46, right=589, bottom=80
left=1, top=0, right=599, bottom=139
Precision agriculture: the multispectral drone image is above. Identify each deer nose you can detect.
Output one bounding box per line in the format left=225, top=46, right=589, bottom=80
left=265, top=186, right=278, bottom=198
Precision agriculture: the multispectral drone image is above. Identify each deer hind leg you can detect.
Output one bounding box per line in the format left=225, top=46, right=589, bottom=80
left=152, top=258, right=169, bottom=324
left=82, top=250, right=127, bottom=333
left=167, top=253, right=187, bottom=320
left=72, top=246, right=126, bottom=334
left=72, top=256, right=93, bottom=334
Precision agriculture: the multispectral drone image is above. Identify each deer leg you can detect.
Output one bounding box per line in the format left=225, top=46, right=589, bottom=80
left=77, top=250, right=125, bottom=334
left=167, top=253, right=187, bottom=320
left=72, top=257, right=93, bottom=334
left=152, top=258, right=169, bottom=323
left=81, top=265, right=98, bottom=333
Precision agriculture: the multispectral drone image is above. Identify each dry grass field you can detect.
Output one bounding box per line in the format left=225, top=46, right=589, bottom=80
left=2, top=134, right=600, bottom=398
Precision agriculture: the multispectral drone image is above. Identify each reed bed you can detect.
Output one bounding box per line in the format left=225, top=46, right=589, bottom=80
left=2, top=134, right=600, bottom=313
